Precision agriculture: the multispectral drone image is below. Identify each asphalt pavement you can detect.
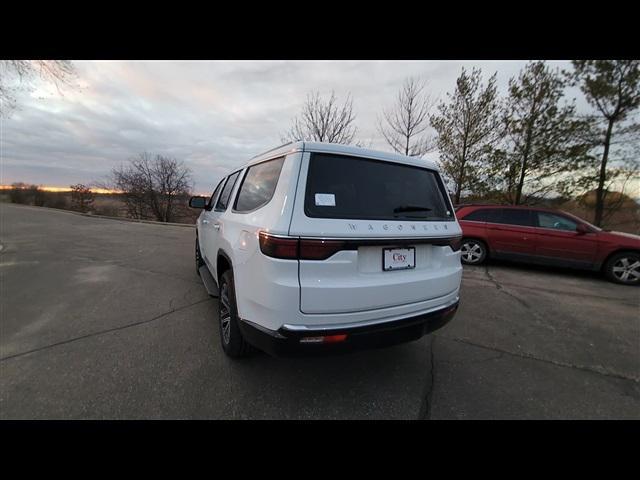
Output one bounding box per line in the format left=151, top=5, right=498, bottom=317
left=1, top=203, right=638, bottom=419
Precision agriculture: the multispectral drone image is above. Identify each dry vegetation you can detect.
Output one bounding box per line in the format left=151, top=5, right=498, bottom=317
left=560, top=191, right=640, bottom=234
left=1, top=189, right=199, bottom=224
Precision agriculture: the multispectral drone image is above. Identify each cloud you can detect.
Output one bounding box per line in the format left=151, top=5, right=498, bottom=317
left=2, top=60, right=578, bottom=194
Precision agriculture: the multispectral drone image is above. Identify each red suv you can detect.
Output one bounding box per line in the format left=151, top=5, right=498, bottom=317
left=456, top=205, right=640, bottom=285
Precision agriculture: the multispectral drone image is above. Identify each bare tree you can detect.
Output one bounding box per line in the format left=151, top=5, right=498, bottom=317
left=282, top=90, right=358, bottom=144
left=378, top=77, right=437, bottom=157
left=430, top=68, right=503, bottom=204
left=8, top=182, right=27, bottom=204
left=0, top=60, right=77, bottom=116
left=70, top=184, right=95, bottom=213
left=109, top=153, right=193, bottom=223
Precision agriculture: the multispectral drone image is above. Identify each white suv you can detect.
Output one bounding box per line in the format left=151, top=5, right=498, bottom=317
left=189, top=142, right=462, bottom=357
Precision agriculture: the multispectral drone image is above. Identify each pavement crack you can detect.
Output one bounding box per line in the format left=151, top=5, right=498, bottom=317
left=465, top=274, right=636, bottom=305
left=438, top=335, right=639, bottom=383
left=437, top=351, right=505, bottom=366
left=484, top=265, right=531, bottom=309
left=484, top=264, right=503, bottom=290
left=418, top=336, right=437, bottom=420
left=0, top=298, right=211, bottom=363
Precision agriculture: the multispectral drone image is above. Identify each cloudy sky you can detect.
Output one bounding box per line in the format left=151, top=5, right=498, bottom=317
left=2, top=60, right=583, bottom=195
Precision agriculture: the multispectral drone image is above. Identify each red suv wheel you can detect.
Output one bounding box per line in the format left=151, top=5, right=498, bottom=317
left=460, top=238, right=487, bottom=265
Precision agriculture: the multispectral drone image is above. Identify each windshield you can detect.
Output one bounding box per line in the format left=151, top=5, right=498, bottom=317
left=304, top=153, right=454, bottom=221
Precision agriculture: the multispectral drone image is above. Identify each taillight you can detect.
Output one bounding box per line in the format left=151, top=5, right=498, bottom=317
left=258, top=232, right=462, bottom=258
left=258, top=232, right=347, bottom=260
left=299, top=239, right=346, bottom=260
left=258, top=232, right=298, bottom=259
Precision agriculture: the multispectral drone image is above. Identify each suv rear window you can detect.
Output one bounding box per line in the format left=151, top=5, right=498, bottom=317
left=304, top=153, right=453, bottom=221
left=461, top=208, right=502, bottom=222
left=234, top=157, right=285, bottom=212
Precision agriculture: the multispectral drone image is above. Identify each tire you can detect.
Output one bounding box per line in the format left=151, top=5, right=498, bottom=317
left=218, top=270, right=252, bottom=357
left=460, top=238, right=488, bottom=265
left=195, top=237, right=205, bottom=275
left=604, top=252, right=640, bottom=286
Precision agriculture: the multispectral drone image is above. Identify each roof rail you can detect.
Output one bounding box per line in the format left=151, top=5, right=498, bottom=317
left=454, top=203, right=539, bottom=209
left=250, top=141, right=297, bottom=160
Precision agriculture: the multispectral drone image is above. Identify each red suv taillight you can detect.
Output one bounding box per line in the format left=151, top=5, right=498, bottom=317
left=259, top=232, right=347, bottom=260
left=449, top=237, right=462, bottom=252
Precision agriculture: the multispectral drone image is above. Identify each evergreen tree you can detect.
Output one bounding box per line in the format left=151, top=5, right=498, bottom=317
left=431, top=68, right=503, bottom=204
left=491, top=61, right=592, bottom=205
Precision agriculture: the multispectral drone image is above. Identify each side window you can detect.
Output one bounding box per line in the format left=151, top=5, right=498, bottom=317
left=234, top=157, right=285, bottom=212
left=498, top=209, right=534, bottom=227
left=215, top=171, right=241, bottom=212
left=462, top=208, right=501, bottom=223
left=536, top=212, right=578, bottom=231
left=206, top=179, right=225, bottom=210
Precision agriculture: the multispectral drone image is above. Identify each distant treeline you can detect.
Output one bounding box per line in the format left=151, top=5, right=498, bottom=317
left=2, top=183, right=198, bottom=224
left=5, top=183, right=69, bottom=209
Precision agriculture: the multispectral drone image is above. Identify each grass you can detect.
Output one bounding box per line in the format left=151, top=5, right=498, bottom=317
left=1, top=191, right=199, bottom=225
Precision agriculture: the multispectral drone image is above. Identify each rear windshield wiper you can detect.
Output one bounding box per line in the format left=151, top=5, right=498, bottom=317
left=393, top=205, right=433, bottom=213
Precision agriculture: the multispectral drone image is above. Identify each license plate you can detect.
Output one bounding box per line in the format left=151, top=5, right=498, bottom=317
left=383, top=247, right=415, bottom=271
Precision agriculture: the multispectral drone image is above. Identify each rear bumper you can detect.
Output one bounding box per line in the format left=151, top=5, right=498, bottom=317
left=237, top=301, right=459, bottom=357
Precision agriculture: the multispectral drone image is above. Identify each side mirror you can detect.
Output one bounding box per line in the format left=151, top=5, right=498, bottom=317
left=189, top=196, right=207, bottom=209
left=576, top=224, right=589, bottom=235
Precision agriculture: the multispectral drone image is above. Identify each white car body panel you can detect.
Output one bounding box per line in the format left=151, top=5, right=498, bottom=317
left=196, top=141, right=462, bottom=334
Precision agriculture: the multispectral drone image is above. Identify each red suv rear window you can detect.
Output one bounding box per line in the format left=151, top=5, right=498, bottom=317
left=460, top=208, right=501, bottom=222
left=460, top=208, right=534, bottom=227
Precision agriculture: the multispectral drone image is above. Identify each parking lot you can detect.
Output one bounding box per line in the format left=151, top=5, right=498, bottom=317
left=1, top=203, right=638, bottom=419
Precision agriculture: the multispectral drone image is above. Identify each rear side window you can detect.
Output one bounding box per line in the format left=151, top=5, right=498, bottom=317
left=497, top=209, right=534, bottom=227
left=234, top=157, right=285, bottom=212
left=215, top=171, right=241, bottom=211
left=461, top=208, right=501, bottom=222
left=304, top=153, right=453, bottom=221
left=206, top=179, right=225, bottom=210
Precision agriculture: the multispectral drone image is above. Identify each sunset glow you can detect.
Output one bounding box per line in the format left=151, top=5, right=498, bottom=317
left=0, top=185, right=121, bottom=194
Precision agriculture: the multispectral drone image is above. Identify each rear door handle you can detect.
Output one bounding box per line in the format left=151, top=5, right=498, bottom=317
left=202, top=219, right=210, bottom=225
left=213, top=223, right=221, bottom=230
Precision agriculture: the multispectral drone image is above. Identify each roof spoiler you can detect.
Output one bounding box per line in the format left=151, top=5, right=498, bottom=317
left=250, top=141, right=299, bottom=160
